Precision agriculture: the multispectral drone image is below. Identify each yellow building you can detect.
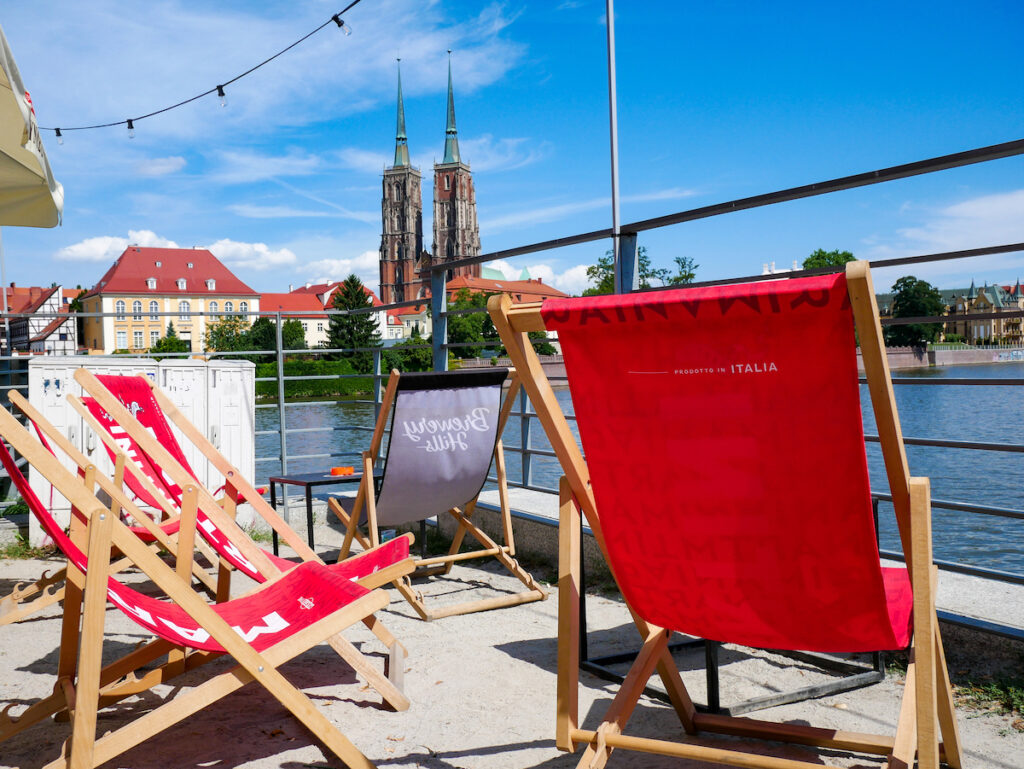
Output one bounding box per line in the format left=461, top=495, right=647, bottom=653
left=82, top=246, right=260, bottom=354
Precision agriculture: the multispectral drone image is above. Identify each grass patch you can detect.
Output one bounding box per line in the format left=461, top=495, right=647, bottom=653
left=0, top=534, right=57, bottom=559
left=957, top=678, right=1024, bottom=730
left=245, top=524, right=275, bottom=544
left=1, top=500, right=28, bottom=517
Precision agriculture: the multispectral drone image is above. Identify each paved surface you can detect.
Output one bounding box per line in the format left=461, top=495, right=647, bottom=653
left=1, top=520, right=1022, bottom=769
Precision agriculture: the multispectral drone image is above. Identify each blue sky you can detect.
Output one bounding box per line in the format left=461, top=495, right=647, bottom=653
left=2, top=0, right=1023, bottom=297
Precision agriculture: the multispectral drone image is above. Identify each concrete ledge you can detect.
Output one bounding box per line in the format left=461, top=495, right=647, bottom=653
left=0, top=513, right=28, bottom=546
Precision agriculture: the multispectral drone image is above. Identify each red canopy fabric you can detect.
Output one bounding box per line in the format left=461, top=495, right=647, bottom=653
left=542, top=273, right=912, bottom=652
left=0, top=438, right=369, bottom=653
left=84, top=375, right=410, bottom=584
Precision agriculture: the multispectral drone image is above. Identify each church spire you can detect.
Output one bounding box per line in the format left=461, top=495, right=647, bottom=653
left=442, top=51, right=461, bottom=164
left=393, top=59, right=410, bottom=168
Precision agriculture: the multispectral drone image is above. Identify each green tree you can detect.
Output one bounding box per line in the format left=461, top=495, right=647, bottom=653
left=203, top=315, right=251, bottom=354
left=384, top=331, right=435, bottom=372
left=884, top=276, right=946, bottom=347
left=327, top=275, right=381, bottom=372
left=584, top=247, right=698, bottom=295
left=446, top=288, right=500, bottom=358
left=802, top=248, right=855, bottom=269
left=149, top=322, right=190, bottom=357
left=245, top=317, right=307, bottom=362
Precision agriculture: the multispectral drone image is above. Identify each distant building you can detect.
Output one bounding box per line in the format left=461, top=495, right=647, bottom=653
left=289, top=281, right=389, bottom=343
left=259, top=293, right=329, bottom=349
left=81, top=246, right=260, bottom=354
left=1, top=284, right=77, bottom=354
left=446, top=275, right=568, bottom=304
left=379, top=58, right=480, bottom=305
left=875, top=279, right=1024, bottom=344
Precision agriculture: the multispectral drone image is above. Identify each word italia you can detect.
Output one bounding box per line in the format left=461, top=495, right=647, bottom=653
left=731, top=362, right=778, bottom=373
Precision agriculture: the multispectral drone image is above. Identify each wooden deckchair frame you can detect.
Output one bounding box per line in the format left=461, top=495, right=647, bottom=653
left=71, top=367, right=411, bottom=710
left=328, top=368, right=547, bottom=621
left=0, top=389, right=222, bottom=629
left=488, top=261, right=964, bottom=769
left=0, top=405, right=402, bottom=769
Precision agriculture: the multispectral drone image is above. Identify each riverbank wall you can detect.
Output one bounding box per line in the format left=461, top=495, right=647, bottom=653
left=857, top=346, right=1024, bottom=371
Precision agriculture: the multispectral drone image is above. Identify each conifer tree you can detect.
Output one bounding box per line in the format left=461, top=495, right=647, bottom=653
left=327, top=275, right=381, bottom=371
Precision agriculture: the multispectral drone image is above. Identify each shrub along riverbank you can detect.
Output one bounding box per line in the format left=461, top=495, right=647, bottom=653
left=255, top=360, right=373, bottom=400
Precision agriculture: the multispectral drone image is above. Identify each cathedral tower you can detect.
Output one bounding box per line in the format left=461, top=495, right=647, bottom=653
left=432, top=54, right=480, bottom=279
left=379, top=61, right=425, bottom=305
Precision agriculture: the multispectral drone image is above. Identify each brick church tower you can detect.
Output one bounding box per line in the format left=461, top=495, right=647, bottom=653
left=379, top=62, right=426, bottom=305
left=432, top=54, right=480, bottom=280
left=379, top=55, right=480, bottom=305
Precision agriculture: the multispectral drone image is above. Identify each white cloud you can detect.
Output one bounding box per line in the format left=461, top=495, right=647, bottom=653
left=459, top=135, right=551, bottom=172
left=338, top=148, right=389, bottom=174
left=865, top=189, right=1024, bottom=284
left=228, top=204, right=346, bottom=219
left=305, top=250, right=381, bottom=291
left=483, top=258, right=592, bottom=296
left=136, top=156, right=186, bottom=177
left=211, top=149, right=322, bottom=184
left=205, top=239, right=296, bottom=271
left=4, top=1, right=526, bottom=141
left=55, top=229, right=179, bottom=261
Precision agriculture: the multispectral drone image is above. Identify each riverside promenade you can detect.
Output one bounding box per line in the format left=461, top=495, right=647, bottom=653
left=1, top=517, right=1023, bottom=769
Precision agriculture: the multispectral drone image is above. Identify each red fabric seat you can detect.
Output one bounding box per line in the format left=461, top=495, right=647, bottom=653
left=82, top=374, right=409, bottom=583
left=542, top=273, right=912, bottom=652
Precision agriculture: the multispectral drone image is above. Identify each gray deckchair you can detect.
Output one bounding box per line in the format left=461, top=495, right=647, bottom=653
left=330, top=368, right=546, bottom=620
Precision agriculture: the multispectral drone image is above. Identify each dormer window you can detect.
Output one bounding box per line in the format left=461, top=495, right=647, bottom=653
left=187, top=262, right=194, bottom=269
left=205, top=279, right=216, bottom=291
left=177, top=278, right=186, bottom=290
left=146, top=278, right=156, bottom=289
left=155, top=261, right=162, bottom=267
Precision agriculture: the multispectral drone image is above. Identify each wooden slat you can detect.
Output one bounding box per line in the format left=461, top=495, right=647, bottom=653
left=556, top=476, right=579, bottom=752
left=910, top=478, right=939, bottom=769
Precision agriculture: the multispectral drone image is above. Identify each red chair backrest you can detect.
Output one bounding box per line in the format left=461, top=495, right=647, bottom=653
left=542, top=273, right=909, bottom=652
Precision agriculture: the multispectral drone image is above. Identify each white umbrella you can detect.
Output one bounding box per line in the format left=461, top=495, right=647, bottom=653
left=0, top=23, right=64, bottom=350
left=0, top=24, right=63, bottom=227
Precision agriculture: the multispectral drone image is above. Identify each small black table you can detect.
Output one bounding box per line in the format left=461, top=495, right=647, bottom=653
left=268, top=470, right=374, bottom=553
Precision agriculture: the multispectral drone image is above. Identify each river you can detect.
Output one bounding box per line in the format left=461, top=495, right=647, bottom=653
left=255, top=362, right=1023, bottom=576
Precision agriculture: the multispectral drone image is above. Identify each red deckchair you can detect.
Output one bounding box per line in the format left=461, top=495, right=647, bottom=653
left=489, top=261, right=962, bottom=769
left=0, top=405, right=407, bottom=769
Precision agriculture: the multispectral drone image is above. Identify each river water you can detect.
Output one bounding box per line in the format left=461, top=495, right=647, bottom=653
left=256, top=362, right=1024, bottom=576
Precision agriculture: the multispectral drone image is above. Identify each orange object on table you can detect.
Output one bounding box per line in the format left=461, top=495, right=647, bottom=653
left=330, top=466, right=355, bottom=476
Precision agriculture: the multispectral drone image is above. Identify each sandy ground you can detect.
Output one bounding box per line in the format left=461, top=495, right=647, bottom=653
left=1, top=530, right=1022, bottom=769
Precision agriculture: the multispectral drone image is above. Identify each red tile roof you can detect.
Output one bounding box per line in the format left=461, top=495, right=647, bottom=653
left=30, top=315, right=73, bottom=343
left=3, top=286, right=58, bottom=314
left=446, top=275, right=568, bottom=303
left=84, top=247, right=258, bottom=298
left=292, top=281, right=383, bottom=310
left=259, top=293, right=327, bottom=318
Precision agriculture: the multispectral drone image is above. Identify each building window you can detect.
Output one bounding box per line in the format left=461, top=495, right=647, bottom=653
left=209, top=301, right=218, bottom=321
left=116, top=330, right=127, bottom=349
left=187, top=262, right=194, bottom=269
left=133, top=331, right=143, bottom=349
left=301, top=322, right=308, bottom=332
left=58, top=332, right=68, bottom=341
left=239, top=301, right=248, bottom=315
left=146, top=278, right=156, bottom=289
left=224, top=300, right=234, bottom=314
left=177, top=278, right=186, bottom=290
left=317, top=322, right=324, bottom=332
left=149, top=300, right=159, bottom=320
left=132, top=300, right=142, bottom=320
left=444, top=175, right=450, bottom=190
left=179, top=300, right=190, bottom=320
left=155, top=261, right=162, bottom=267
left=115, top=300, right=126, bottom=320
left=206, top=279, right=216, bottom=290
left=150, top=330, right=160, bottom=347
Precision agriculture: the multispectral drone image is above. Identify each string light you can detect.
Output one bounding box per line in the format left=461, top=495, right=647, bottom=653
left=39, top=1, right=363, bottom=142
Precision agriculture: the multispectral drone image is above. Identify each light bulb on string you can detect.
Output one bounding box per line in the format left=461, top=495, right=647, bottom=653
left=127, top=119, right=135, bottom=139
left=217, top=85, right=227, bottom=108
left=55, top=128, right=63, bottom=145
left=332, top=15, right=352, bottom=35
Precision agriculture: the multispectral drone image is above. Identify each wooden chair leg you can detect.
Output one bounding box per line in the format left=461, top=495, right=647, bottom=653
left=889, top=653, right=918, bottom=769
left=933, top=616, right=963, bottom=768
left=557, top=476, right=580, bottom=752
left=909, top=478, right=939, bottom=769
left=68, top=505, right=114, bottom=769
